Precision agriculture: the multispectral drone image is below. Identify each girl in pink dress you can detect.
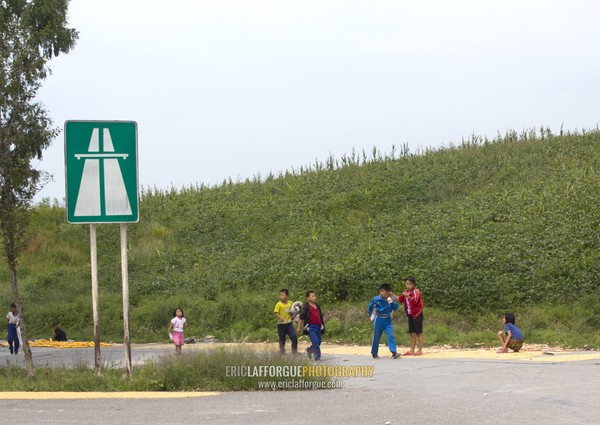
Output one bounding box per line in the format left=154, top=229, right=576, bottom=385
left=168, top=308, right=187, bottom=355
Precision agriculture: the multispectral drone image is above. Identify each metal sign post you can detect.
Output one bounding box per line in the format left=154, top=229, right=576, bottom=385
left=90, top=224, right=101, bottom=374
left=65, top=121, right=138, bottom=378
left=120, top=223, right=132, bottom=378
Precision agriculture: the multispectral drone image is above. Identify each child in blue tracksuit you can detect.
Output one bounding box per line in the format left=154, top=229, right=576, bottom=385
left=368, top=283, right=400, bottom=359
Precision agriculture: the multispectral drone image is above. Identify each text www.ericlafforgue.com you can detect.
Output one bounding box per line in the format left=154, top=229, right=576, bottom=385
left=257, top=380, right=344, bottom=390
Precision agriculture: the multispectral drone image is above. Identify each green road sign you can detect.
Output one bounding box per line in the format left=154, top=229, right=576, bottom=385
left=65, top=121, right=139, bottom=223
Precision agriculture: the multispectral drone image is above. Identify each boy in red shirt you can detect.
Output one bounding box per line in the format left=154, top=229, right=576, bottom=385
left=397, top=276, right=424, bottom=356
left=296, top=291, right=325, bottom=361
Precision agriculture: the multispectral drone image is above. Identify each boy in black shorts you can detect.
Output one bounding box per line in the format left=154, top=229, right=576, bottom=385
left=397, top=276, right=424, bottom=356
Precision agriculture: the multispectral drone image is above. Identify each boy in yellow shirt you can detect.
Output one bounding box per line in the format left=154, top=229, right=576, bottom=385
left=274, top=289, right=298, bottom=354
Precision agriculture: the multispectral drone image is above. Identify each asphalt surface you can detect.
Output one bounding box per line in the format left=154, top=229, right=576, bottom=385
left=0, top=344, right=169, bottom=368
left=1, top=347, right=599, bottom=425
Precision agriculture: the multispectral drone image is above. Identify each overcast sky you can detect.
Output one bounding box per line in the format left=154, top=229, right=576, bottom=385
left=35, top=0, right=600, bottom=201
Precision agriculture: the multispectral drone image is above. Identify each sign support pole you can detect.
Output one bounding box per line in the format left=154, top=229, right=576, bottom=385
left=120, top=223, right=133, bottom=378
left=90, top=224, right=101, bottom=374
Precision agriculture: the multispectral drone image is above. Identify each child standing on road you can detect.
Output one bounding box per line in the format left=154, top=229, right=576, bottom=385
left=274, top=289, right=298, bottom=354
left=297, top=291, right=325, bottom=361
left=368, top=283, right=400, bottom=359
left=397, top=276, right=424, bottom=356
left=168, top=308, right=187, bottom=355
left=497, top=313, right=524, bottom=353
left=6, top=303, right=19, bottom=355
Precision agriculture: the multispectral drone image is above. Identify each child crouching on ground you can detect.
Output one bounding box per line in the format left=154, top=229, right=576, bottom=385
left=497, top=312, right=523, bottom=353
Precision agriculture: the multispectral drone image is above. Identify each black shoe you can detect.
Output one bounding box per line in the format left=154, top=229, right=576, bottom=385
left=391, top=352, right=401, bottom=359
left=372, top=355, right=379, bottom=359
left=305, top=348, right=313, bottom=359
left=9, top=348, right=13, bottom=355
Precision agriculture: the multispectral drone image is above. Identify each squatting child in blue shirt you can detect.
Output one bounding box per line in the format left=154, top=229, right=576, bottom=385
left=497, top=312, right=524, bottom=353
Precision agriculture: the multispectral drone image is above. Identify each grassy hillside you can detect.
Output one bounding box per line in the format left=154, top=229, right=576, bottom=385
left=1, top=128, right=599, bottom=347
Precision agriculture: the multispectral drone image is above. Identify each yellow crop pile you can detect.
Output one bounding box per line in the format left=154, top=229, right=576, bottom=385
left=29, top=340, right=113, bottom=349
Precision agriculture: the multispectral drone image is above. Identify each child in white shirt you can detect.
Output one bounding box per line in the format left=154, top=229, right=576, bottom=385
left=168, top=308, right=187, bottom=355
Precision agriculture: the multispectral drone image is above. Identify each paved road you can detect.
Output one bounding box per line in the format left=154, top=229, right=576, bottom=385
left=0, top=344, right=170, bottom=368
left=1, top=348, right=599, bottom=425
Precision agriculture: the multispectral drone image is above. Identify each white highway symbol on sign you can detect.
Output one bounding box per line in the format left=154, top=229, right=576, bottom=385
left=74, top=128, right=132, bottom=217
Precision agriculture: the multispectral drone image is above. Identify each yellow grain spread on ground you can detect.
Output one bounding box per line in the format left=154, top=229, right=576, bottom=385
left=28, top=340, right=113, bottom=349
